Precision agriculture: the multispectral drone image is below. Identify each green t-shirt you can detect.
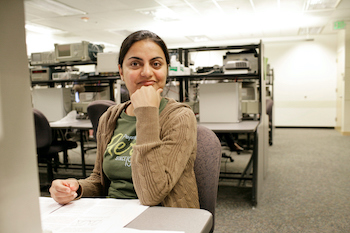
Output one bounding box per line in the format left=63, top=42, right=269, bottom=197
left=103, top=98, right=168, bottom=199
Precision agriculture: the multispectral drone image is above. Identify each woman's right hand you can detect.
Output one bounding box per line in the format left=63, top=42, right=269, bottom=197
left=49, top=179, right=80, bottom=205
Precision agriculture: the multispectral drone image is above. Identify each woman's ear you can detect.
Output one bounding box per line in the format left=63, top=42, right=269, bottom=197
left=118, top=64, right=124, bottom=81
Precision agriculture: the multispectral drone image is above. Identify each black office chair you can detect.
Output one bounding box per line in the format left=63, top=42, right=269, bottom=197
left=87, top=100, right=116, bottom=140
left=33, top=109, right=77, bottom=184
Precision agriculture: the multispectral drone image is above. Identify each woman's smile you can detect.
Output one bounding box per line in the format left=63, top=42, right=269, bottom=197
left=139, top=80, right=156, bottom=86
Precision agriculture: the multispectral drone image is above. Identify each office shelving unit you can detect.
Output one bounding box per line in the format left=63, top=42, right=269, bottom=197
left=168, top=42, right=265, bottom=119
left=168, top=41, right=269, bottom=206
left=30, top=60, right=119, bottom=101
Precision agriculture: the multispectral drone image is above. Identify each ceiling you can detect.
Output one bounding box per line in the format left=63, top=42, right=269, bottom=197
left=24, top=0, right=350, bottom=50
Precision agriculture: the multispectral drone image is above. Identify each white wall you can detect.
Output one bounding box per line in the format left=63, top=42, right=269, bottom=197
left=0, top=1, right=42, bottom=232
left=265, top=35, right=338, bottom=127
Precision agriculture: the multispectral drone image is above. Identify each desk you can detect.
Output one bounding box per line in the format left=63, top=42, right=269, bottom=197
left=50, top=119, right=93, bottom=177
left=199, top=121, right=259, bottom=133
left=40, top=197, right=212, bottom=233
left=199, top=121, right=262, bottom=206
left=127, top=206, right=213, bottom=233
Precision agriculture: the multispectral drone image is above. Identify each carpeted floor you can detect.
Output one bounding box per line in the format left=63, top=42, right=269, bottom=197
left=214, top=128, right=350, bottom=233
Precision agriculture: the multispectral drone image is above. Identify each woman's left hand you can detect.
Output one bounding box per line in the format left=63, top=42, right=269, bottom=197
left=131, top=85, right=163, bottom=109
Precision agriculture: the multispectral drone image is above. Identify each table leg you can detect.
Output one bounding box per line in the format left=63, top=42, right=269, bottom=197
left=80, top=130, right=86, bottom=177
left=251, top=129, right=259, bottom=206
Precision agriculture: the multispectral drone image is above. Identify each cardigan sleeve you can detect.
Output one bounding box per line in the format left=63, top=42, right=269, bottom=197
left=77, top=120, right=106, bottom=197
left=131, top=105, right=197, bottom=206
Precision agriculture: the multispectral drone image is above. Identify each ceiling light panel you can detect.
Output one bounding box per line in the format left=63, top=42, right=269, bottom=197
left=137, top=7, right=180, bottom=21
left=304, top=0, right=342, bottom=11
left=118, top=0, right=160, bottom=9
left=217, top=0, right=254, bottom=14
left=25, top=23, right=65, bottom=34
left=168, top=5, right=200, bottom=18
left=186, top=35, right=211, bottom=42
left=25, top=0, right=87, bottom=16
left=252, top=0, right=277, bottom=12
left=108, top=29, right=134, bottom=36
left=155, top=0, right=185, bottom=5
left=298, top=26, right=324, bottom=34
left=276, top=0, right=305, bottom=14
left=186, top=0, right=224, bottom=15
left=55, top=0, right=130, bottom=13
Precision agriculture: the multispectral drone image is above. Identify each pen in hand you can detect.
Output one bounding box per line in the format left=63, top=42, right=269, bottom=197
left=50, top=179, right=79, bottom=204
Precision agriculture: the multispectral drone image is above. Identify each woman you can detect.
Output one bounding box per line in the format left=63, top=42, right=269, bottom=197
left=49, top=30, right=200, bottom=209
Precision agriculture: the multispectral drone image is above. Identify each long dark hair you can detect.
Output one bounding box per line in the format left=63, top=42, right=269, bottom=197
left=118, top=30, right=170, bottom=68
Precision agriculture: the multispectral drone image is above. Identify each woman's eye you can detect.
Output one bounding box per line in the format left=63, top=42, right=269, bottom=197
left=153, top=61, right=162, bottom=68
left=130, top=61, right=139, bottom=67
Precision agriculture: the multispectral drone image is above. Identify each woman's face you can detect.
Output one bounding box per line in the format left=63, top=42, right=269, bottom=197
left=119, top=40, right=168, bottom=96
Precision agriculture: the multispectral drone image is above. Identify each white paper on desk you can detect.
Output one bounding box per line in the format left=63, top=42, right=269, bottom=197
left=118, top=229, right=185, bottom=233
left=39, top=197, right=63, bottom=217
left=40, top=197, right=149, bottom=233
left=50, top=110, right=78, bottom=126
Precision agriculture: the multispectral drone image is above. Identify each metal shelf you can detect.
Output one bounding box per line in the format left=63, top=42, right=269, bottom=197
left=30, top=60, right=97, bottom=67
left=168, top=73, right=260, bottom=80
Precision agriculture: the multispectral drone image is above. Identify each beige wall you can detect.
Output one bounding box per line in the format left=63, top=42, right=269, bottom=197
left=0, top=1, right=42, bottom=232
left=336, top=28, right=350, bottom=135
left=265, top=35, right=337, bottom=127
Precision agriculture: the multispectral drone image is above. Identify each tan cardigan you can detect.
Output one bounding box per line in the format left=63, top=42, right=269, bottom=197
left=78, top=98, right=199, bottom=208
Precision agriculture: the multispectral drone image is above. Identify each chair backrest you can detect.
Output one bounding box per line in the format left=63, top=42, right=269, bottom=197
left=33, top=108, right=52, bottom=149
left=87, top=100, right=116, bottom=139
left=266, top=98, right=273, bottom=124
left=194, top=125, right=222, bottom=232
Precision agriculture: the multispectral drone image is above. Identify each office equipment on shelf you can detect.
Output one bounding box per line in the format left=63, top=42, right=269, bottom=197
left=30, top=51, right=56, bottom=65
left=72, top=102, right=90, bottom=114
left=97, top=52, right=119, bottom=75
left=241, top=81, right=259, bottom=114
left=242, top=82, right=258, bottom=101
left=196, top=65, right=222, bottom=74
left=32, top=88, right=72, bottom=122
left=71, top=85, right=111, bottom=115
left=52, top=70, right=80, bottom=80
left=30, top=68, right=51, bottom=81
left=241, top=101, right=259, bottom=114
left=223, top=49, right=258, bottom=74
left=223, top=60, right=250, bottom=74
left=169, top=55, right=192, bottom=76
left=199, top=82, right=242, bottom=123
left=54, top=41, right=104, bottom=62
left=79, top=85, right=111, bottom=102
